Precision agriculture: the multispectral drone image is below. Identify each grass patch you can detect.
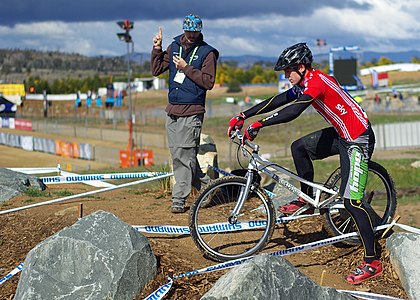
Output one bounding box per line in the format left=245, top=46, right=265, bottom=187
left=54, top=190, right=74, bottom=197
left=374, top=158, right=420, bottom=189
left=127, top=189, right=145, bottom=196
left=396, top=195, right=420, bottom=205
left=24, top=188, right=48, bottom=197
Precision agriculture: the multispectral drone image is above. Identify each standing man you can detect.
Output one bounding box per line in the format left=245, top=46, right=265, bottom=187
left=151, top=14, right=219, bottom=213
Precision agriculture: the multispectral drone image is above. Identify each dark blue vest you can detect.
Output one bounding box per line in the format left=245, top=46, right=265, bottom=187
left=168, top=35, right=217, bottom=105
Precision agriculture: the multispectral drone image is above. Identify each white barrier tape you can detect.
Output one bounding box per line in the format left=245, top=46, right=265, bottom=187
left=395, top=223, right=420, bottom=235
left=338, top=289, right=403, bottom=300
left=0, top=263, right=23, bottom=286
left=145, top=222, right=419, bottom=300
left=7, top=167, right=59, bottom=175
left=134, top=214, right=317, bottom=236
left=134, top=225, right=190, bottom=235
left=59, top=170, right=116, bottom=188
left=2, top=223, right=418, bottom=292
left=40, top=172, right=168, bottom=184
left=144, top=278, right=173, bottom=300
left=0, top=172, right=174, bottom=215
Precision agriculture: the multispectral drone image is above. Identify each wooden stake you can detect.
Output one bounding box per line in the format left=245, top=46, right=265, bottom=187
left=78, top=203, right=83, bottom=219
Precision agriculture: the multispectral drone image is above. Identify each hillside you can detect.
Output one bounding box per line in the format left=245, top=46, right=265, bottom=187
left=2, top=48, right=420, bottom=85
left=0, top=49, right=149, bottom=83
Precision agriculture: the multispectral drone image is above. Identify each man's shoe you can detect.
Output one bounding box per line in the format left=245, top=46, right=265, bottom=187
left=345, top=259, right=382, bottom=285
left=280, top=197, right=314, bottom=214
left=171, top=206, right=188, bottom=214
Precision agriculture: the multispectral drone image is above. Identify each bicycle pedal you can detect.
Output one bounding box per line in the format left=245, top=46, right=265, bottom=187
left=294, top=205, right=315, bottom=215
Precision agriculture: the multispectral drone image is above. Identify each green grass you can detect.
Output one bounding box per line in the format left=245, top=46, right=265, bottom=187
left=54, top=190, right=74, bottom=197
left=398, top=195, right=420, bottom=205
left=202, top=112, right=420, bottom=145
left=240, top=156, right=419, bottom=193
left=24, top=188, right=48, bottom=197
left=369, top=113, right=420, bottom=124
left=375, top=158, right=420, bottom=189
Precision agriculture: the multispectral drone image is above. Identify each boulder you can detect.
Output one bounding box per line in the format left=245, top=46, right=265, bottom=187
left=0, top=168, right=46, bottom=203
left=15, top=210, right=157, bottom=300
left=202, top=254, right=354, bottom=300
left=386, top=232, right=420, bottom=300
left=198, top=133, right=219, bottom=180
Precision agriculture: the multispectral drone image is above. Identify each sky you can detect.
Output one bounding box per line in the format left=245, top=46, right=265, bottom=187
left=0, top=0, right=419, bottom=59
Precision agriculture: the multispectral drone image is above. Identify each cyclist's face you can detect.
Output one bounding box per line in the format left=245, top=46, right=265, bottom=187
left=284, top=64, right=305, bottom=85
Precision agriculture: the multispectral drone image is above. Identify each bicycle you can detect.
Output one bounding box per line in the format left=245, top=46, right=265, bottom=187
left=189, top=130, right=397, bottom=262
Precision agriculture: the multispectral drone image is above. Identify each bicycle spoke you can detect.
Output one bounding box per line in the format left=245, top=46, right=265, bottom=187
left=190, top=176, right=274, bottom=262
left=322, top=162, right=397, bottom=245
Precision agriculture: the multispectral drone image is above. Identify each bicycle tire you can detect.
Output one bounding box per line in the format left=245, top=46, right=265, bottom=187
left=189, top=176, right=275, bottom=262
left=321, top=161, right=397, bottom=245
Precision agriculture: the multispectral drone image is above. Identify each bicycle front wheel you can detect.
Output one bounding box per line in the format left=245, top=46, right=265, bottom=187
left=189, top=176, right=275, bottom=262
left=322, top=161, right=397, bottom=245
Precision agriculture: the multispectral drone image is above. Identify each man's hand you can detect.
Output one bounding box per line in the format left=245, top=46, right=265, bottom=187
left=243, top=121, right=263, bottom=144
left=173, top=55, right=187, bottom=70
left=153, top=27, right=163, bottom=49
left=227, top=113, right=246, bottom=137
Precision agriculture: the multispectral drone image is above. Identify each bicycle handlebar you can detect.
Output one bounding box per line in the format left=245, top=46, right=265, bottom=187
left=231, top=129, right=260, bottom=152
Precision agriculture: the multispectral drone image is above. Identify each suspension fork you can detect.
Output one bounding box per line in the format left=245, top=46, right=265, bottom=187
left=228, top=169, right=256, bottom=224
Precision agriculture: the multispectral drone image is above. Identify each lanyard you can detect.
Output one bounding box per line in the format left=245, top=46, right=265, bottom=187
left=179, top=46, right=199, bottom=64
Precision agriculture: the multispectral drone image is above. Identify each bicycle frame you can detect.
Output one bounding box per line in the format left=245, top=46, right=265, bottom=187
left=230, top=131, right=342, bottom=220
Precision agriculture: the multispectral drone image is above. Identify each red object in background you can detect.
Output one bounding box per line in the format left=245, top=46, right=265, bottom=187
left=14, top=119, right=33, bottom=131
left=120, top=149, right=154, bottom=168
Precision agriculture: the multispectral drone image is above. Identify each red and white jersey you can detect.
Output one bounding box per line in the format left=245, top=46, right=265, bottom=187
left=302, top=69, right=369, bottom=141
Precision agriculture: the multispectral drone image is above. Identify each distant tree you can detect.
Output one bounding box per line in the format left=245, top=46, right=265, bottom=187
left=411, top=57, right=420, bottom=64
left=227, top=78, right=242, bottom=93
left=251, top=75, right=264, bottom=84
left=378, top=56, right=393, bottom=66
left=216, top=63, right=229, bottom=86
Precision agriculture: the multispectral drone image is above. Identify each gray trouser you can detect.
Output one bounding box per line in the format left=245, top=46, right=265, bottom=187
left=166, top=113, right=210, bottom=205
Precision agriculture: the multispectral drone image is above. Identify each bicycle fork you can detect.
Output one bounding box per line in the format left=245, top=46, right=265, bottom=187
left=228, top=170, right=257, bottom=224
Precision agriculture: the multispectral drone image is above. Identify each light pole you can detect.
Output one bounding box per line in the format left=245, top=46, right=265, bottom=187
left=117, top=20, right=134, bottom=166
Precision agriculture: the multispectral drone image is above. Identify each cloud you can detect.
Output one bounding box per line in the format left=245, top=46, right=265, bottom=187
left=0, top=0, right=418, bottom=57
left=0, top=0, right=368, bottom=25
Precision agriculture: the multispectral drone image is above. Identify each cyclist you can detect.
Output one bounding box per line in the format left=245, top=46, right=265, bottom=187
left=227, top=42, right=381, bottom=284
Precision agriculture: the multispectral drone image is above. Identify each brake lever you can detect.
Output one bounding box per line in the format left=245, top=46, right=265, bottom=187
left=233, top=130, right=259, bottom=153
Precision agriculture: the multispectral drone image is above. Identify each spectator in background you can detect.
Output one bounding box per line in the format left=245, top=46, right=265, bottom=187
left=96, top=94, right=102, bottom=107
left=86, top=90, right=92, bottom=108
left=43, top=90, right=48, bottom=118
left=75, top=91, right=81, bottom=108
left=385, top=94, right=391, bottom=112
left=392, top=89, right=398, bottom=98
left=374, top=94, right=381, bottom=112
left=151, top=14, right=219, bottom=213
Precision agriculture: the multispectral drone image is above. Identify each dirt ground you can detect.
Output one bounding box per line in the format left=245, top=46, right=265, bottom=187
left=0, top=152, right=418, bottom=300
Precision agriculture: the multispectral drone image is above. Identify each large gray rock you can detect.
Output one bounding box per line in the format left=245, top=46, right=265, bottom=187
left=0, top=168, right=46, bottom=202
left=198, top=133, right=219, bottom=180
left=386, top=232, right=420, bottom=300
left=202, top=254, right=354, bottom=300
left=15, top=210, right=157, bottom=300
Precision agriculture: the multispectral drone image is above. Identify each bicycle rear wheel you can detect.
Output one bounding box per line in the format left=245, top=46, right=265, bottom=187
left=322, top=161, right=397, bottom=245
left=189, top=176, right=275, bottom=262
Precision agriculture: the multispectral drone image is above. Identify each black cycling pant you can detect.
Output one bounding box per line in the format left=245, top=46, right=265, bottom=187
left=344, top=198, right=377, bottom=261
left=291, top=126, right=377, bottom=260
left=291, top=127, right=339, bottom=196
